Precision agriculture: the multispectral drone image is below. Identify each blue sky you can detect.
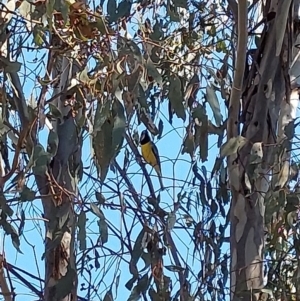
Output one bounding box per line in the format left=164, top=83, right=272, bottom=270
left=0, top=0, right=238, bottom=300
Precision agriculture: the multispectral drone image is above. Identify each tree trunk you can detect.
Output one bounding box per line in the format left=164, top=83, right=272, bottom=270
left=39, top=39, right=84, bottom=300
left=228, top=1, right=297, bottom=300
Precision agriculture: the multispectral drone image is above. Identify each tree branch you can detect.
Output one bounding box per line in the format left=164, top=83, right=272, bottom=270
left=227, top=0, right=248, bottom=139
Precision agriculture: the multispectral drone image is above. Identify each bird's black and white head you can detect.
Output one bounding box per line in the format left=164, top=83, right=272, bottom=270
left=140, top=130, right=150, bottom=144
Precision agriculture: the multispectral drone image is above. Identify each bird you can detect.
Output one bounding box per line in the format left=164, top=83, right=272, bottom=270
left=140, top=130, right=164, bottom=190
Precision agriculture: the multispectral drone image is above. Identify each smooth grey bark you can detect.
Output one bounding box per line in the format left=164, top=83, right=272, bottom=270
left=228, top=1, right=296, bottom=300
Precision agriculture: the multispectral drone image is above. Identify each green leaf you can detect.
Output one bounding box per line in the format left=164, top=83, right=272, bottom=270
left=94, top=15, right=109, bottom=35
left=93, top=115, right=113, bottom=181
left=46, top=0, right=55, bottom=29
left=131, top=229, right=145, bottom=269
left=20, top=186, right=36, bottom=202
left=0, top=194, right=13, bottom=216
left=32, top=144, right=51, bottom=176
left=93, top=99, right=111, bottom=132
left=150, top=21, right=164, bottom=41
left=169, top=75, right=186, bottom=121
left=117, top=0, right=132, bottom=19
left=158, top=120, right=163, bottom=139
left=165, top=265, right=185, bottom=272
left=127, top=286, right=141, bottom=301
left=0, top=56, right=21, bottom=73
left=77, top=211, right=86, bottom=251
left=284, top=120, right=295, bottom=140
left=107, top=0, right=118, bottom=23
left=33, top=25, right=44, bottom=46
left=146, top=59, right=163, bottom=86
left=220, top=136, right=247, bottom=157
left=149, top=288, right=160, bottom=301
left=97, top=215, right=108, bottom=245
left=90, top=204, right=108, bottom=244
left=167, top=212, right=176, bottom=231
left=103, top=290, right=114, bottom=301
left=2, top=220, right=22, bottom=253
left=181, top=130, right=195, bottom=159
left=77, top=68, right=89, bottom=84
left=111, top=99, right=126, bottom=159
left=136, top=273, right=150, bottom=294
left=117, top=37, right=142, bottom=61
left=125, top=276, right=138, bottom=291
left=54, top=265, right=76, bottom=299
left=167, top=4, right=180, bottom=22
left=211, top=157, right=223, bottom=177
left=196, top=117, right=208, bottom=162
left=90, top=203, right=102, bottom=218
left=206, top=85, right=223, bottom=126
left=49, top=103, right=62, bottom=119
left=95, top=192, right=106, bottom=205
left=19, top=209, right=25, bottom=236
left=47, top=130, right=59, bottom=156
left=173, top=0, right=187, bottom=8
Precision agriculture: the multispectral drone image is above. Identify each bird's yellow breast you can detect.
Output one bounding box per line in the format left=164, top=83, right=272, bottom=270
left=141, top=142, right=157, bottom=167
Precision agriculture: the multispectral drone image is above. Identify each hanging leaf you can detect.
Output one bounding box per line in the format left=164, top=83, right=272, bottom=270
left=77, top=211, right=86, bottom=251
left=125, top=276, right=138, bottom=291
left=167, top=3, right=180, bottom=22
left=182, top=128, right=195, bottom=159
left=33, top=25, right=44, bottom=46
left=93, top=99, right=111, bottom=132
left=194, top=115, right=208, bottom=162
left=145, top=59, right=163, bottom=86
left=173, top=0, right=188, bottom=8
left=107, top=0, right=118, bottom=23
left=95, top=191, right=106, bottom=205
left=206, top=84, right=223, bottom=126
left=93, top=116, right=113, bottom=182
left=49, top=103, right=62, bottom=119
left=0, top=56, right=22, bottom=73
left=0, top=194, right=13, bottom=216
left=111, top=99, right=126, bottom=159
left=117, top=0, right=132, bottom=19
left=167, top=212, right=176, bottom=231
left=18, top=209, right=25, bottom=236
left=184, top=74, right=200, bottom=108
left=20, top=186, right=36, bottom=202
left=47, top=130, right=59, bottom=156
left=2, top=218, right=22, bottom=253
left=136, top=273, right=150, bottom=294
left=103, top=290, right=114, bottom=301
left=169, top=75, right=186, bottom=121
left=54, top=265, right=76, bottom=299
left=127, top=286, right=140, bottom=301
left=32, top=144, right=51, bottom=176
left=97, top=215, right=108, bottom=245
left=165, top=265, right=185, bottom=272
left=220, top=136, right=247, bottom=157
left=90, top=203, right=102, bottom=218
left=131, top=229, right=145, bottom=270
left=158, top=120, right=163, bottom=139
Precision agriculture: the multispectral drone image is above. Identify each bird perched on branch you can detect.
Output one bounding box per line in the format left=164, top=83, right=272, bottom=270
left=140, top=130, right=164, bottom=190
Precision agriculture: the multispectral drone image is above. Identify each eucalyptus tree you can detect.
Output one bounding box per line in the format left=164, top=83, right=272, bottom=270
left=227, top=0, right=300, bottom=300
left=0, top=0, right=299, bottom=300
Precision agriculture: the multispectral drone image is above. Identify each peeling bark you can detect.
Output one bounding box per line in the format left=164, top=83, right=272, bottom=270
left=41, top=43, right=83, bottom=300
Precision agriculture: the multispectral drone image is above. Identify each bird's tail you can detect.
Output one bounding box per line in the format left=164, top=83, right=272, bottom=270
left=154, top=165, right=164, bottom=190
left=158, top=175, right=165, bottom=191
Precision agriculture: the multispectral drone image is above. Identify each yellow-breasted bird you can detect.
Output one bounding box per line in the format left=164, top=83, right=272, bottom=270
left=140, top=130, right=164, bottom=190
